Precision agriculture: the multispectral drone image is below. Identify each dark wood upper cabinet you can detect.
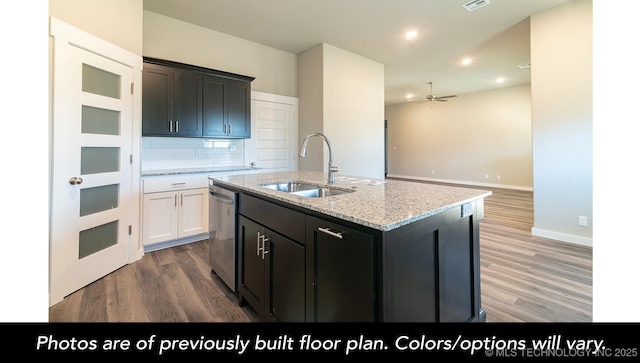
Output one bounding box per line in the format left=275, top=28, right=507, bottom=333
left=141, top=63, right=173, bottom=135
left=142, top=57, right=254, bottom=139
left=225, top=79, right=251, bottom=138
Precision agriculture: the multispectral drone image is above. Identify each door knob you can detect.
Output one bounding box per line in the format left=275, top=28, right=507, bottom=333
left=69, top=177, right=83, bottom=185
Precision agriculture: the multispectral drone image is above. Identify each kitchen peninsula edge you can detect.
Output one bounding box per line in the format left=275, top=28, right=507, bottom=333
left=209, top=171, right=492, bottom=323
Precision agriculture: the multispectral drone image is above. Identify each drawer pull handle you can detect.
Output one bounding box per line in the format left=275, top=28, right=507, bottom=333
left=318, top=227, right=343, bottom=239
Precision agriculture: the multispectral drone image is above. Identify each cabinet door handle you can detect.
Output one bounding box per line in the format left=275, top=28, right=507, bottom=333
left=262, top=236, right=269, bottom=259
left=174, top=194, right=177, bottom=207
left=229, top=124, right=232, bottom=134
left=181, top=194, right=183, bottom=206
left=257, top=232, right=270, bottom=259
left=318, top=227, right=343, bottom=239
left=169, top=120, right=174, bottom=132
left=224, top=124, right=227, bottom=134
left=176, top=120, right=179, bottom=133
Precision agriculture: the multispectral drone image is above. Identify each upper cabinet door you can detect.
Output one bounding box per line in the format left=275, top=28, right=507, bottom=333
left=227, top=79, right=251, bottom=138
left=174, top=69, right=202, bottom=137
left=142, top=63, right=173, bottom=135
left=202, top=74, right=227, bottom=138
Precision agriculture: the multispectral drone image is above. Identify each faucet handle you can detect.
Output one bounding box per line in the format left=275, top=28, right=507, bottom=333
left=329, top=165, right=340, bottom=172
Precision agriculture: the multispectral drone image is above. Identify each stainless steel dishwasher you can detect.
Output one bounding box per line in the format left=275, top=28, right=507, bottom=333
left=208, top=181, right=238, bottom=293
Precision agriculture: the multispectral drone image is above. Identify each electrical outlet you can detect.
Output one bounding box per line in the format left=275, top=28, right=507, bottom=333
left=461, top=203, right=472, bottom=218
left=485, top=174, right=489, bottom=179
left=432, top=170, right=435, bottom=175
left=497, top=175, right=501, bottom=180
left=578, top=216, right=588, bottom=227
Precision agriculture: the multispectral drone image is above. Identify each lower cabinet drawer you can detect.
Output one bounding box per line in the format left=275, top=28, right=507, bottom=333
left=142, top=174, right=209, bottom=194
left=238, top=193, right=305, bottom=243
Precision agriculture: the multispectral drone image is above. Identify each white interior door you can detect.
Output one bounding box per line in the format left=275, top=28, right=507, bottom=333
left=248, top=93, right=298, bottom=172
left=50, top=20, right=137, bottom=306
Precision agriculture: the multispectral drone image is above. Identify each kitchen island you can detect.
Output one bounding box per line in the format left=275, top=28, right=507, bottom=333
left=209, top=170, right=492, bottom=323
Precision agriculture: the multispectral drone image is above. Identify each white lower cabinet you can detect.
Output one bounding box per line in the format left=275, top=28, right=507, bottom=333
left=142, top=188, right=209, bottom=247
left=142, top=174, right=209, bottom=250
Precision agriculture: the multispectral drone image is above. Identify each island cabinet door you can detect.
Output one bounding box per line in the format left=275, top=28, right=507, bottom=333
left=305, top=216, right=375, bottom=322
left=265, top=230, right=305, bottom=322
left=238, top=215, right=266, bottom=318
left=437, top=215, right=478, bottom=323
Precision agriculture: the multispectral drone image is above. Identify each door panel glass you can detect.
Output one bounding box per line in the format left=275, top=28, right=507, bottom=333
left=82, top=63, right=121, bottom=99
left=80, top=184, right=119, bottom=217
left=82, top=105, right=120, bottom=135
left=78, top=220, right=119, bottom=259
left=81, top=147, right=120, bottom=175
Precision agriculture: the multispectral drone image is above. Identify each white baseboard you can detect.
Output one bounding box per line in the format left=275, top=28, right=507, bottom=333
left=385, top=174, right=533, bottom=191
left=143, top=233, right=209, bottom=253
left=531, top=227, right=593, bottom=247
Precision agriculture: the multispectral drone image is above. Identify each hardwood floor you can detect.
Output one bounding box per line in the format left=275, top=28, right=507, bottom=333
left=49, top=180, right=592, bottom=323
left=476, top=185, right=592, bottom=322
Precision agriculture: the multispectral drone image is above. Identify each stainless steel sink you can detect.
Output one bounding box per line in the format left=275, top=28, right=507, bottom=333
left=290, top=187, right=354, bottom=198
left=260, top=181, right=355, bottom=198
left=261, top=182, right=319, bottom=193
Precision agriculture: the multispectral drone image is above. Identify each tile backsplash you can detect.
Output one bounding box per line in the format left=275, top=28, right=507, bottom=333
left=141, top=137, right=245, bottom=171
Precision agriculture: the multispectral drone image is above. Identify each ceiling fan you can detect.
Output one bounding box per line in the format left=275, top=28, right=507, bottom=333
left=421, top=82, right=457, bottom=102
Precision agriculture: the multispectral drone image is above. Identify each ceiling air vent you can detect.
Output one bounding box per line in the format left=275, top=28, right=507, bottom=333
left=518, top=63, right=531, bottom=69
left=462, top=0, right=491, bottom=12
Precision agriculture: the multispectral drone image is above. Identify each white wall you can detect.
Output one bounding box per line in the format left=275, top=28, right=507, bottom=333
left=530, top=0, right=592, bottom=246
left=297, top=44, right=325, bottom=172
left=298, top=43, right=385, bottom=179
left=143, top=11, right=297, bottom=98
left=385, top=84, right=533, bottom=190
left=49, top=0, right=143, bottom=55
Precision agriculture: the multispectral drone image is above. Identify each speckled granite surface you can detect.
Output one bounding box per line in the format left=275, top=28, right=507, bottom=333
left=210, top=171, right=492, bottom=231
left=142, top=166, right=258, bottom=176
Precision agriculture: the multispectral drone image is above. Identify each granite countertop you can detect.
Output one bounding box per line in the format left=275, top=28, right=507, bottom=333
left=142, top=166, right=259, bottom=177
left=209, top=171, right=492, bottom=231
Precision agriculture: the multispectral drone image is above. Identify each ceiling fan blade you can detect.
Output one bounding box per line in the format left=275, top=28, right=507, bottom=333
left=436, top=99, right=447, bottom=102
left=438, top=95, right=457, bottom=99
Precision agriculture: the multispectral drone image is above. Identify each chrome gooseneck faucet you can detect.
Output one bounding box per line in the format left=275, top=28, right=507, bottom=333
left=299, top=132, right=339, bottom=185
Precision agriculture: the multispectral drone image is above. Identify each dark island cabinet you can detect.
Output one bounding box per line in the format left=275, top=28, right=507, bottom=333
left=142, top=57, right=254, bottom=138
left=383, top=200, right=484, bottom=322
left=305, top=216, right=376, bottom=322
left=234, top=191, right=484, bottom=323
left=237, top=194, right=306, bottom=322
left=237, top=216, right=264, bottom=316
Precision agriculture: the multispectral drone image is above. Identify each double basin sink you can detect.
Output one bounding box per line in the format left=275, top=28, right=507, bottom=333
left=260, top=181, right=355, bottom=198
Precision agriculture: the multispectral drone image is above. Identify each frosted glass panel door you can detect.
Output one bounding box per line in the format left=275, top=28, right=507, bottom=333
left=50, top=27, right=134, bottom=306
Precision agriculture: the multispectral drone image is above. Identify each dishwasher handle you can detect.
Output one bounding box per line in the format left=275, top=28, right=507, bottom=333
left=209, top=191, right=234, bottom=204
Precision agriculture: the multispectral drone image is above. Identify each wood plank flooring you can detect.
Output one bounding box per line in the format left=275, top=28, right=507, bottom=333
left=49, top=180, right=592, bottom=322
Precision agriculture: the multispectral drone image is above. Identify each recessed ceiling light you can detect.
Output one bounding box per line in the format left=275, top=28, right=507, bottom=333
left=405, top=30, right=417, bottom=40
left=406, top=94, right=414, bottom=100
left=461, top=58, right=473, bottom=66
left=495, top=77, right=506, bottom=84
